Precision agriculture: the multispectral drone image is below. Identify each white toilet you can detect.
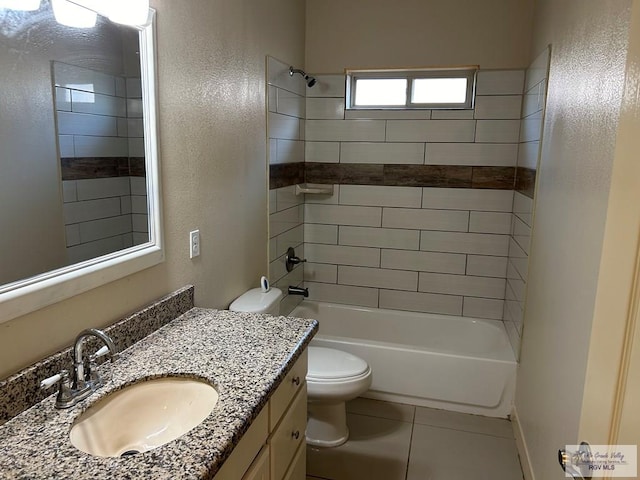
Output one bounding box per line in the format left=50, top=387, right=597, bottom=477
left=230, top=284, right=372, bottom=448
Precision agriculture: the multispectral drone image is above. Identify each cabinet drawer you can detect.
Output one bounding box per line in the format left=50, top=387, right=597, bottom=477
left=242, top=445, right=270, bottom=480
left=269, top=349, right=307, bottom=430
left=269, top=387, right=307, bottom=480
left=282, top=441, right=306, bottom=480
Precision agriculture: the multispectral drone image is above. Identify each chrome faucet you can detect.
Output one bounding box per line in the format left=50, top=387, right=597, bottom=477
left=40, top=328, right=118, bottom=409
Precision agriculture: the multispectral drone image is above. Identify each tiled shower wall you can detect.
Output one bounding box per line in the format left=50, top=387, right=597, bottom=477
left=504, top=48, right=550, bottom=354
left=54, top=62, right=148, bottom=264
left=267, top=56, right=306, bottom=315
left=300, top=71, right=525, bottom=321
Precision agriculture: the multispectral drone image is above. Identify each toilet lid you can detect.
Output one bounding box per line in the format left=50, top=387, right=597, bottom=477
left=307, top=346, right=369, bottom=380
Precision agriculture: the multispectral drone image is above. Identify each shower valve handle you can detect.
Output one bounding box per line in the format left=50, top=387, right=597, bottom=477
left=285, top=247, right=307, bottom=272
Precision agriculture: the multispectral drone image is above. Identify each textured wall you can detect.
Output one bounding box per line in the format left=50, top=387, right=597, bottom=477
left=0, top=0, right=305, bottom=380
left=515, top=0, right=632, bottom=478
left=305, top=0, right=534, bottom=73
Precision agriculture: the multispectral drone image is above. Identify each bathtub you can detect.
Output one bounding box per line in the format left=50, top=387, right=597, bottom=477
left=290, top=301, right=516, bottom=418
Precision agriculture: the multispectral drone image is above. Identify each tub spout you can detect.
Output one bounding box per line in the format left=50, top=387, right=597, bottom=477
left=288, top=286, right=309, bottom=297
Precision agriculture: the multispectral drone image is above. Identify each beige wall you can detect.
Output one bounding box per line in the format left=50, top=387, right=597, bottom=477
left=305, top=0, right=534, bottom=73
left=515, top=0, right=632, bottom=478
left=0, top=0, right=305, bottom=380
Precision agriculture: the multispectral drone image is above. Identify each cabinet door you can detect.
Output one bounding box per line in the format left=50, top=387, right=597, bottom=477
left=270, top=350, right=307, bottom=430
left=243, top=446, right=270, bottom=480
left=282, top=442, right=306, bottom=480
left=269, top=387, right=307, bottom=480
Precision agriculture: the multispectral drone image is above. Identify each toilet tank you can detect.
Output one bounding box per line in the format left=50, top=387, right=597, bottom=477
left=229, top=288, right=283, bottom=315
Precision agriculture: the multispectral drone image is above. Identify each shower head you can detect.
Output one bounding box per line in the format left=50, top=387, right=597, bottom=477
left=289, top=66, right=317, bottom=88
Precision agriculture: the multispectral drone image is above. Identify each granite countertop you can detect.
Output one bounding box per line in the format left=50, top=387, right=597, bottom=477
left=0, top=308, right=317, bottom=480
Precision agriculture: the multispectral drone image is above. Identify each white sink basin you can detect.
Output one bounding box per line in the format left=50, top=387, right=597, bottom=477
left=70, top=377, right=218, bottom=457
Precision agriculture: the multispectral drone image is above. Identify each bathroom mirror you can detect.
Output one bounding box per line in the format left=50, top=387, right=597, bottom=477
left=0, top=3, right=162, bottom=323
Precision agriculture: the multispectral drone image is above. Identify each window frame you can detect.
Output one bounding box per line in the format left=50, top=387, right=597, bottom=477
left=345, top=67, right=478, bottom=110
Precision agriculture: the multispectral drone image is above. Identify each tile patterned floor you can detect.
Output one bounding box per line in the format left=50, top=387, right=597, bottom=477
left=306, top=398, right=524, bottom=480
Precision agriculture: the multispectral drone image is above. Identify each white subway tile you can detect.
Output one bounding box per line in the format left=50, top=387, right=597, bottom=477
left=125, top=77, right=142, bottom=98
left=62, top=181, right=77, bottom=202
left=120, top=196, right=132, bottom=215
left=268, top=139, right=277, bottom=165
left=71, top=90, right=127, bottom=117
left=305, top=281, right=378, bottom=307
left=512, top=221, right=531, bottom=255
left=510, top=256, right=529, bottom=281
left=466, top=255, right=508, bottom=278
left=275, top=185, right=303, bottom=212
left=426, top=143, right=517, bottom=166
left=306, top=98, right=345, bottom=119
left=56, top=87, right=71, bottom=111
left=306, top=75, right=346, bottom=98
left=268, top=190, right=277, bottom=215
left=78, top=215, right=131, bottom=243
left=268, top=86, right=277, bottom=112
left=469, top=212, right=512, bottom=234
left=422, top=188, right=513, bottom=212
left=126, top=119, right=144, bottom=138
left=520, top=112, right=543, bottom=142
left=54, top=62, right=116, bottom=96
left=386, top=120, right=475, bottom=142
left=131, top=195, right=147, bottom=214
left=505, top=319, right=521, bottom=354
left=122, top=233, right=133, bottom=248
left=127, top=99, right=143, bottom=118
left=340, top=185, right=422, bottom=208
left=305, top=224, right=338, bottom=244
left=268, top=112, right=300, bottom=140
left=476, top=70, right=525, bottom=95
left=115, top=77, right=126, bottom=98
left=525, top=48, right=550, bottom=92
left=522, top=84, right=543, bottom=118
left=275, top=257, right=305, bottom=290
left=304, top=244, right=380, bottom=267
left=132, top=232, right=148, bottom=245
left=339, top=226, right=420, bottom=250
left=339, top=266, right=418, bottom=291
left=269, top=237, right=277, bottom=262
left=306, top=120, right=385, bottom=142
left=58, top=135, right=74, bottom=157
left=378, top=290, right=462, bottom=315
left=305, top=204, right=382, bottom=226
left=507, top=260, right=520, bottom=281
left=117, top=118, right=128, bottom=137
left=269, top=255, right=288, bottom=284
left=76, top=177, right=130, bottom=200
left=130, top=177, right=146, bottom=196
left=63, top=197, right=122, bottom=224
left=513, top=192, right=533, bottom=226
left=269, top=205, right=303, bottom=238
left=382, top=208, right=469, bottom=232
left=274, top=139, right=304, bottom=165
left=65, top=224, right=81, bottom=247
left=275, top=224, right=303, bottom=258
left=418, top=272, right=505, bottom=299
left=305, top=185, right=340, bottom=204
left=508, top=236, right=527, bottom=259
left=474, top=96, right=522, bottom=120
left=420, top=231, right=509, bottom=256
left=277, top=89, right=305, bottom=118
left=67, top=236, right=125, bottom=264
left=475, top=120, right=521, bottom=143
left=517, top=141, right=540, bottom=170
left=431, top=110, right=474, bottom=120
left=267, top=57, right=305, bottom=95
left=58, top=112, right=117, bottom=136
left=463, top=297, right=504, bottom=320
left=73, top=136, right=128, bottom=157
left=381, top=249, right=466, bottom=274
left=128, top=138, right=145, bottom=157
left=306, top=142, right=340, bottom=163
left=132, top=214, right=148, bottom=232
left=304, top=263, right=338, bottom=283
left=345, top=109, right=431, bottom=120
left=507, top=276, right=526, bottom=302
left=340, top=142, right=425, bottom=165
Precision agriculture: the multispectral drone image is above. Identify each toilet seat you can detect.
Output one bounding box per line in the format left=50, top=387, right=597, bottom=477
left=307, top=346, right=369, bottom=380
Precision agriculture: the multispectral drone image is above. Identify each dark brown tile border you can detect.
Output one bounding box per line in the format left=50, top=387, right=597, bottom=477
left=515, top=167, right=536, bottom=198
left=61, top=157, right=147, bottom=181
left=472, top=167, right=516, bottom=189
left=269, top=162, right=305, bottom=189
left=384, top=165, right=472, bottom=187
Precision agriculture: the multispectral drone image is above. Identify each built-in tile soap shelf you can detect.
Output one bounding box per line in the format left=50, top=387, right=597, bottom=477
left=295, top=183, right=334, bottom=196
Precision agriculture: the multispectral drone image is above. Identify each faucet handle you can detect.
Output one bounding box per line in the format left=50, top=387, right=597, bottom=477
left=40, top=370, right=70, bottom=390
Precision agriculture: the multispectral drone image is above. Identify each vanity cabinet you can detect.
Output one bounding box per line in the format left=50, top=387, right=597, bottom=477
left=215, top=350, right=308, bottom=480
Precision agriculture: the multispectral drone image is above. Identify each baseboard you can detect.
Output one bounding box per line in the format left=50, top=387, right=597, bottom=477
left=511, top=406, right=535, bottom=480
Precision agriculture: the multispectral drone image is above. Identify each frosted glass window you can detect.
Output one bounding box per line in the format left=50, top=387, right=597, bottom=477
left=354, top=79, right=407, bottom=106
left=411, top=78, right=468, bottom=104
